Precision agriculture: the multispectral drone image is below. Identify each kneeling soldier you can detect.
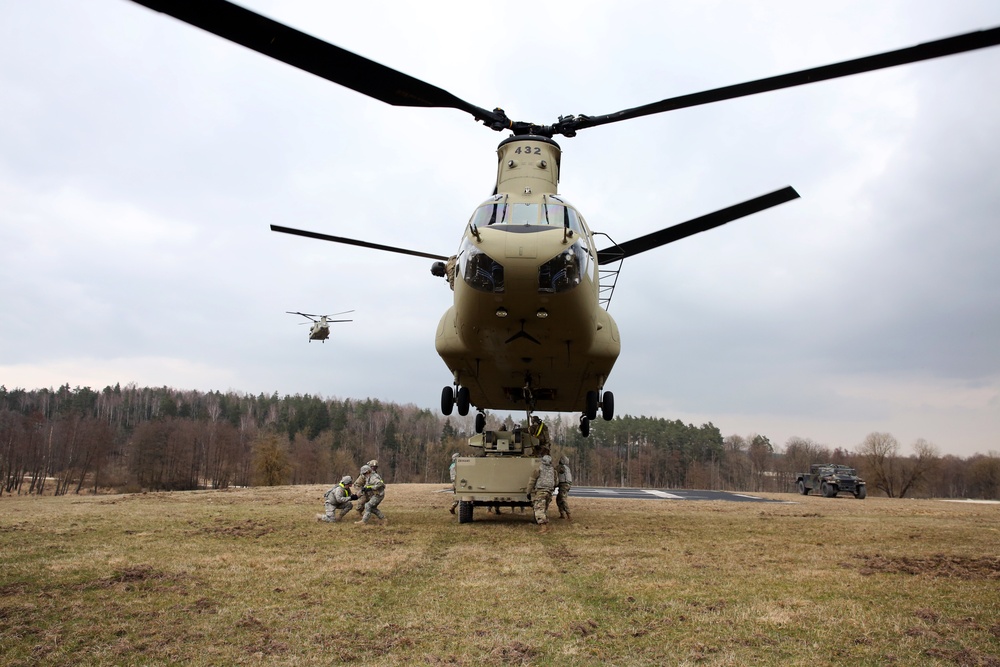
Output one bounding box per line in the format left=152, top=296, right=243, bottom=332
left=318, top=476, right=357, bottom=523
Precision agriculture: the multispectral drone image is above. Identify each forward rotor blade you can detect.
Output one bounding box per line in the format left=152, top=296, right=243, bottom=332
left=128, top=0, right=503, bottom=126
left=326, top=310, right=355, bottom=318
left=271, top=224, right=448, bottom=261
left=567, top=27, right=1000, bottom=134
left=596, top=186, right=800, bottom=265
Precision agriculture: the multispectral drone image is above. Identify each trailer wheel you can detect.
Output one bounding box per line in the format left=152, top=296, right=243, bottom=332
left=458, top=500, right=473, bottom=524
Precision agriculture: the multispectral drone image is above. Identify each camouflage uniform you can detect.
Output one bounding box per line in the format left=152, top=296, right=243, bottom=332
left=357, top=470, right=387, bottom=524
left=526, top=455, right=556, bottom=530
left=449, top=453, right=459, bottom=514
left=556, top=455, right=572, bottom=520
left=319, top=476, right=355, bottom=523
left=530, top=417, right=551, bottom=458
left=353, top=465, right=372, bottom=516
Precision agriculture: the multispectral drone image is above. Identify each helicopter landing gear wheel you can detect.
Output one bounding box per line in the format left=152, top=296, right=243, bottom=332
left=585, top=390, right=599, bottom=421
left=579, top=416, right=590, bottom=437
left=475, top=412, right=486, bottom=434
left=456, top=386, right=471, bottom=416
left=440, top=386, right=455, bottom=416
left=601, top=391, right=615, bottom=420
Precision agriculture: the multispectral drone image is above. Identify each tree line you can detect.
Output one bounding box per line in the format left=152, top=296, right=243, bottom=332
left=0, top=384, right=996, bottom=499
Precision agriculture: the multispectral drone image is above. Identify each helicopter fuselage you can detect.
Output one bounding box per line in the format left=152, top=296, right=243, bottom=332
left=309, top=322, right=330, bottom=341
left=435, top=136, right=620, bottom=413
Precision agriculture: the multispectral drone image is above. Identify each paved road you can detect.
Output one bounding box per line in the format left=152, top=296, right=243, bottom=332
left=569, top=486, right=790, bottom=503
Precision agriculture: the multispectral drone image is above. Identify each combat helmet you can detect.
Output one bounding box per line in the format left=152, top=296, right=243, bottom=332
left=360, top=464, right=371, bottom=475
left=366, top=459, right=379, bottom=469
left=541, top=455, right=552, bottom=465
left=340, top=475, right=353, bottom=485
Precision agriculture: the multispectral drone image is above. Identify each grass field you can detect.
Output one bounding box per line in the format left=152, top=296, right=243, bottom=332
left=2, top=484, right=998, bottom=666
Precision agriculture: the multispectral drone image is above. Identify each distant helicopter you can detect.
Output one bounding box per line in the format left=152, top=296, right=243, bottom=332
left=287, top=311, right=354, bottom=343
left=128, top=0, right=1000, bottom=436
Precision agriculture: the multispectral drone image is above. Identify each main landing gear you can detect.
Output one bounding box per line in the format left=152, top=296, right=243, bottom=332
left=441, top=385, right=471, bottom=416
left=442, top=384, right=486, bottom=431
left=579, top=389, right=614, bottom=436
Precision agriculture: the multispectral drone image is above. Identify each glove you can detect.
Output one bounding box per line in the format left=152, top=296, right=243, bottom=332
left=350, top=494, right=358, bottom=501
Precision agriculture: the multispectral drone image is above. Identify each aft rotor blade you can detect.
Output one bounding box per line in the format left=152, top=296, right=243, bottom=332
left=128, top=0, right=503, bottom=126
left=271, top=224, right=448, bottom=261
left=566, top=27, right=1000, bottom=134
left=596, top=186, right=800, bottom=264
left=326, top=310, right=355, bottom=318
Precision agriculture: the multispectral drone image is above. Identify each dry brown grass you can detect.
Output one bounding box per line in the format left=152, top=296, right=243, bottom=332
left=2, top=485, right=998, bottom=666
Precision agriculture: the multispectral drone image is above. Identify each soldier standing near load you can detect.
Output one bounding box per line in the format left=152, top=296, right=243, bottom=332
left=449, top=452, right=460, bottom=514
left=530, top=415, right=551, bottom=458
left=526, top=454, right=556, bottom=533
left=317, top=476, right=357, bottom=523
left=353, top=464, right=372, bottom=518
left=356, top=466, right=387, bottom=525
left=556, top=455, right=573, bottom=521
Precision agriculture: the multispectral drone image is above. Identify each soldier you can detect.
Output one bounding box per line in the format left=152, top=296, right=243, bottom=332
left=356, top=466, right=387, bottom=525
left=317, top=476, right=357, bottom=523
left=449, top=452, right=460, bottom=514
left=556, top=455, right=573, bottom=520
left=530, top=415, right=551, bottom=458
left=353, top=464, right=372, bottom=517
left=526, top=454, right=556, bottom=533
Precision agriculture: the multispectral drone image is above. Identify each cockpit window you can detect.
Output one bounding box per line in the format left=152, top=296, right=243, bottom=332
left=508, top=204, right=538, bottom=225
left=470, top=202, right=506, bottom=227
left=541, top=203, right=584, bottom=236
left=469, top=199, right=585, bottom=237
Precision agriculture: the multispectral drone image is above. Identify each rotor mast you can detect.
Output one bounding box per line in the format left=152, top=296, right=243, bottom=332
left=495, top=135, right=561, bottom=200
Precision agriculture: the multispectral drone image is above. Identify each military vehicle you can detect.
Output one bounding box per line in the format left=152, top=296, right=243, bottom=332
left=796, top=464, right=867, bottom=499
left=453, top=429, right=544, bottom=523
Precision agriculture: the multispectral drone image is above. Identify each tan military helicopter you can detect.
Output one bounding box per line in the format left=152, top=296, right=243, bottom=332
left=287, top=311, right=354, bottom=343
left=129, top=0, right=1000, bottom=437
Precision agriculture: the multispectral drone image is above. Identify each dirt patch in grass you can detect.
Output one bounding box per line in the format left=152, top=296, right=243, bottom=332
left=200, top=517, right=275, bottom=538
left=856, top=553, right=1000, bottom=579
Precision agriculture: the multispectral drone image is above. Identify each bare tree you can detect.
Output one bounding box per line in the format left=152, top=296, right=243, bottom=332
left=252, top=433, right=290, bottom=486
left=781, top=437, right=829, bottom=475
left=747, top=434, right=773, bottom=492
left=897, top=439, right=940, bottom=498
left=858, top=432, right=900, bottom=497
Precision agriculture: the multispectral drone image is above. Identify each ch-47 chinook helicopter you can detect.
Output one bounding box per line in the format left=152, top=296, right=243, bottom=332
left=128, top=1, right=1000, bottom=438
left=287, top=311, right=354, bottom=343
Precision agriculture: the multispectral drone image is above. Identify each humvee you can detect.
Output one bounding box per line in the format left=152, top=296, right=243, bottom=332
left=453, top=429, right=542, bottom=523
left=796, top=463, right=867, bottom=499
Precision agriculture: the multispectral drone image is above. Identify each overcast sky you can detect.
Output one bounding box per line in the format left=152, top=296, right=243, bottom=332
left=2, top=1, right=998, bottom=458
